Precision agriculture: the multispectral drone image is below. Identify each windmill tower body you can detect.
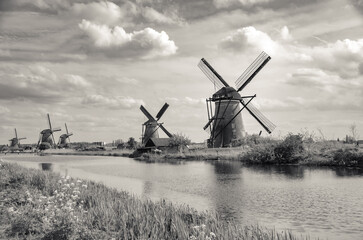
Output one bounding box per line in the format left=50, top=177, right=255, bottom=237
left=211, top=87, right=246, bottom=147
left=37, top=114, right=61, bottom=149
left=58, top=123, right=73, bottom=147
left=199, top=52, right=276, bottom=148
left=143, top=122, right=160, bottom=144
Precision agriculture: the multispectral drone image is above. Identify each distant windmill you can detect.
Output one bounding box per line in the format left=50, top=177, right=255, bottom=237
left=140, top=103, right=173, bottom=144
left=37, top=114, right=61, bottom=150
left=58, top=123, right=73, bottom=148
left=198, top=51, right=276, bottom=148
left=9, top=128, right=26, bottom=149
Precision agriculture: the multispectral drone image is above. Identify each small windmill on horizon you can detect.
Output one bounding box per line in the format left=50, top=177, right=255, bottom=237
left=58, top=123, right=73, bottom=148
left=9, top=128, right=26, bottom=149
left=140, top=103, right=173, bottom=145
left=37, top=113, right=61, bottom=150
left=198, top=51, right=276, bottom=148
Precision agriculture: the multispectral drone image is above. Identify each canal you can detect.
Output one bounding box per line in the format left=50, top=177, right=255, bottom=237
left=3, top=154, right=363, bottom=240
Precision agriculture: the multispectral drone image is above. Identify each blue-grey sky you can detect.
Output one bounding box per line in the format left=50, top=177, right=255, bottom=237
left=0, top=0, right=363, bottom=144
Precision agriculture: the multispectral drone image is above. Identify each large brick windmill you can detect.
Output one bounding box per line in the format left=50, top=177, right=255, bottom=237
left=58, top=123, right=73, bottom=148
left=140, top=103, right=173, bottom=144
left=37, top=113, right=61, bottom=150
left=198, top=51, right=276, bottom=148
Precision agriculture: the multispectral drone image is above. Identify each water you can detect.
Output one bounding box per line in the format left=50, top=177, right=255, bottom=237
left=3, top=154, right=363, bottom=240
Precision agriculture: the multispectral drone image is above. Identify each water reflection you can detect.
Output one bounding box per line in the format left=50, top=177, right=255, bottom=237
left=245, top=165, right=305, bottom=179
left=333, top=167, right=363, bottom=177
left=212, top=161, right=242, bottom=175
left=40, top=163, right=53, bottom=171
left=211, top=161, right=244, bottom=222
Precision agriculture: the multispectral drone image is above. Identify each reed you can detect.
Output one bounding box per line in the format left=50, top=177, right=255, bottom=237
left=0, top=162, right=305, bottom=240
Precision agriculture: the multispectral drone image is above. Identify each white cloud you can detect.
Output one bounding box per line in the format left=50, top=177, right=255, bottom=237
left=164, top=97, right=205, bottom=108
left=219, top=26, right=278, bottom=54
left=280, top=26, right=292, bottom=41
left=0, top=105, right=10, bottom=114
left=64, top=74, right=90, bottom=87
left=142, top=6, right=179, bottom=25
left=213, top=0, right=271, bottom=8
left=78, top=20, right=178, bottom=58
left=71, top=1, right=122, bottom=25
left=81, top=95, right=144, bottom=109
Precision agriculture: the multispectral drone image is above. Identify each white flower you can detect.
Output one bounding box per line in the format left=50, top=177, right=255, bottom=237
left=210, top=232, right=216, bottom=238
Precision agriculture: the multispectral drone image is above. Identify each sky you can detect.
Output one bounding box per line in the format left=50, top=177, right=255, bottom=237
left=0, top=0, right=362, bottom=144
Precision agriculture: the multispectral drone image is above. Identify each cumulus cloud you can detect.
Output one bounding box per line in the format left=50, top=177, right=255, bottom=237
left=78, top=20, right=177, bottom=58
left=71, top=1, right=122, bottom=25
left=219, top=26, right=278, bottom=54
left=81, top=95, right=144, bottom=109
left=0, top=65, right=91, bottom=103
left=164, top=97, right=205, bottom=108
left=280, top=26, right=292, bottom=41
left=0, top=105, right=10, bottom=114
left=310, top=39, right=363, bottom=78
left=213, top=0, right=271, bottom=8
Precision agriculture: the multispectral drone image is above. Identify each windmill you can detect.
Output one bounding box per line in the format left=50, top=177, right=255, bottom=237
left=140, top=103, right=173, bottom=144
left=9, top=128, right=26, bottom=149
left=58, top=123, right=73, bottom=148
left=198, top=51, right=276, bottom=148
left=37, top=113, right=61, bottom=150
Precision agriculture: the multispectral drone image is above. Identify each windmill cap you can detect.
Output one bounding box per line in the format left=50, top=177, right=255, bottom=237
left=212, top=86, right=241, bottom=100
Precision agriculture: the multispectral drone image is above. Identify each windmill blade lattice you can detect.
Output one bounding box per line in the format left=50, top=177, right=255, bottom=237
left=236, top=52, right=271, bottom=92
left=198, top=58, right=229, bottom=90
left=242, top=101, right=276, bottom=134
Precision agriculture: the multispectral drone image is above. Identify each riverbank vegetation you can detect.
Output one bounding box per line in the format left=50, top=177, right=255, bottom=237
left=135, top=133, right=363, bottom=167
left=0, top=162, right=304, bottom=240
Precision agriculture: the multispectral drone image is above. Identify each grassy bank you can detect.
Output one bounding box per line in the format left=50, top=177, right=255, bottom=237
left=135, top=135, right=363, bottom=167
left=0, top=162, right=304, bottom=240
left=41, top=149, right=132, bottom=158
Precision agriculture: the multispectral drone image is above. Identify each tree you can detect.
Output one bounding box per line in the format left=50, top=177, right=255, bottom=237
left=126, top=137, right=137, bottom=149
left=350, top=123, right=359, bottom=141
left=169, top=133, right=191, bottom=147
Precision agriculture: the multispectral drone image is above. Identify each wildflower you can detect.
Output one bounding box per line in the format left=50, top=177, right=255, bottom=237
left=27, top=197, right=33, bottom=202
left=66, top=175, right=70, bottom=180
left=77, top=180, right=82, bottom=183
left=210, top=232, right=216, bottom=238
left=8, top=207, right=14, bottom=212
left=193, top=226, right=200, bottom=231
left=58, top=180, right=62, bottom=184
left=82, top=184, right=87, bottom=189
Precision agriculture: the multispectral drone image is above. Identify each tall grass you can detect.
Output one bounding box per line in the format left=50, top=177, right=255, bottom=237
left=0, top=162, right=305, bottom=240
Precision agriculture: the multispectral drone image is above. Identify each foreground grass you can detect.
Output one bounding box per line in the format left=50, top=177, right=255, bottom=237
left=0, top=162, right=305, bottom=240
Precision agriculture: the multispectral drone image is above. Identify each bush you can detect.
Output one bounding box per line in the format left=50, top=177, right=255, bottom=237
left=274, top=134, right=304, bottom=164
left=333, top=148, right=363, bottom=166
left=169, top=133, right=191, bottom=147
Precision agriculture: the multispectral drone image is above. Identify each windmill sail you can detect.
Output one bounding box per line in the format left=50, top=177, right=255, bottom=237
left=159, top=124, right=173, bottom=138
left=236, top=52, right=271, bottom=92
left=198, top=58, right=229, bottom=90
left=140, top=105, right=155, bottom=121
left=241, top=101, right=276, bottom=134
left=156, top=103, right=169, bottom=120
